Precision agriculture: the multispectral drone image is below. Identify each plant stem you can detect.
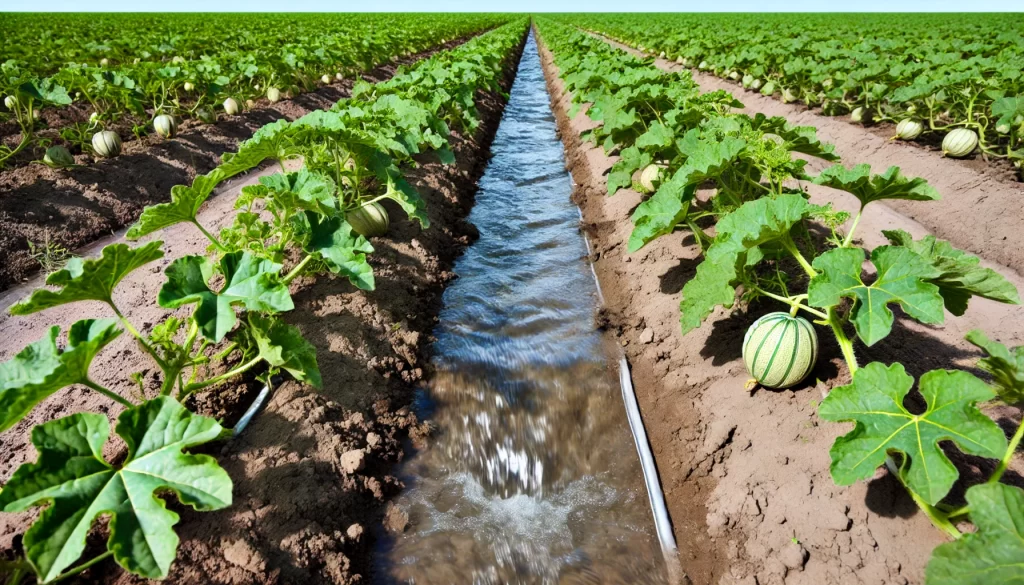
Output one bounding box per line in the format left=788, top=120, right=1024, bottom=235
left=827, top=308, right=859, bottom=375
left=884, top=459, right=961, bottom=539
left=842, top=206, right=864, bottom=248
left=191, top=220, right=225, bottom=251
left=282, top=254, right=314, bottom=284
left=755, top=288, right=829, bottom=320
left=182, top=356, right=262, bottom=395
left=109, top=302, right=169, bottom=371
left=82, top=379, right=134, bottom=407
left=987, top=420, right=1024, bottom=485
left=781, top=236, right=817, bottom=278
left=50, top=551, right=114, bottom=584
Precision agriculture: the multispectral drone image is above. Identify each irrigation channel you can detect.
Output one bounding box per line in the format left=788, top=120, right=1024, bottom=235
left=373, top=33, right=671, bottom=584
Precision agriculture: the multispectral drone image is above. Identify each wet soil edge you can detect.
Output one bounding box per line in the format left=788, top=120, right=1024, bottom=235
left=0, top=28, right=529, bottom=585
left=537, top=29, right=949, bottom=585
left=0, top=34, right=484, bottom=294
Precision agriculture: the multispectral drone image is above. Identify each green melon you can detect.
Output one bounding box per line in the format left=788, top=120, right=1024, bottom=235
left=742, top=312, right=818, bottom=389
left=346, top=202, right=389, bottom=238
left=941, top=128, right=978, bottom=158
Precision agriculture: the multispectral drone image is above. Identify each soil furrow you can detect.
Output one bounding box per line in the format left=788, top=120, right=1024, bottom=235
left=0, top=35, right=482, bottom=294
left=0, top=30, right=528, bottom=585
left=595, top=33, right=1024, bottom=279
left=539, top=30, right=1022, bottom=585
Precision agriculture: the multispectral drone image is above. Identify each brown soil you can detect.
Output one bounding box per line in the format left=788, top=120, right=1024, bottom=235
left=0, top=32, right=526, bottom=585
left=600, top=37, right=1024, bottom=278
left=540, top=32, right=1024, bottom=585
left=0, top=36, right=479, bottom=294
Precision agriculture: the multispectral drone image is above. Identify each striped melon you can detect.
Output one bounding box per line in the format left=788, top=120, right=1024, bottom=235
left=635, top=163, right=665, bottom=194
left=742, top=312, right=818, bottom=389
left=346, top=202, right=389, bottom=238
left=941, top=128, right=978, bottom=158
left=894, top=119, right=924, bottom=140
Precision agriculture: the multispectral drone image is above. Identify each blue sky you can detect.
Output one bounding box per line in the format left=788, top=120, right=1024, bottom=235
left=1, top=0, right=1020, bottom=10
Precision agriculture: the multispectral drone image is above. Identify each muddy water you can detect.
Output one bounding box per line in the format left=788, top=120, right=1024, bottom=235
left=373, top=33, right=668, bottom=585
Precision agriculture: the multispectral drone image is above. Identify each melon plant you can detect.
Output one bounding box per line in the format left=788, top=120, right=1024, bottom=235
left=267, top=87, right=282, bottom=103
left=223, top=97, right=240, bottom=116
left=742, top=312, right=818, bottom=389
left=941, top=128, right=978, bottom=158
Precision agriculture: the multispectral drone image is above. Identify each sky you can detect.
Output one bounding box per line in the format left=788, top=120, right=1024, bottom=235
left=0, top=0, right=1020, bottom=11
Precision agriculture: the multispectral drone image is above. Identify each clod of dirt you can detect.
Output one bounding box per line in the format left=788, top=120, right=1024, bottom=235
left=383, top=502, right=409, bottom=534
left=346, top=524, right=364, bottom=542
left=639, top=327, right=655, bottom=344
left=779, top=541, right=809, bottom=571
left=341, top=449, right=367, bottom=474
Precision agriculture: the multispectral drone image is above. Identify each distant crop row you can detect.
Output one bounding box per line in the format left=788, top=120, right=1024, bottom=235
left=567, top=13, right=1024, bottom=176
left=0, top=13, right=508, bottom=169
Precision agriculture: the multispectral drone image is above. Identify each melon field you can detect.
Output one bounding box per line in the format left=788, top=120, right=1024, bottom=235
left=0, top=11, right=1022, bottom=585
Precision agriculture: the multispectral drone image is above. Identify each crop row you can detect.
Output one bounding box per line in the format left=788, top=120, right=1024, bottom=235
left=0, top=18, right=528, bottom=584
left=0, top=13, right=510, bottom=169
left=537, top=17, right=1023, bottom=585
left=565, top=13, right=1024, bottom=177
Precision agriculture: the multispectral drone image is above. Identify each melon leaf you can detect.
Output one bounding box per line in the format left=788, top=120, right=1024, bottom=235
left=158, top=251, right=293, bottom=342
left=0, top=319, right=122, bottom=433
left=965, top=330, right=1024, bottom=405
left=0, top=398, right=232, bottom=582
left=808, top=246, right=945, bottom=346
left=818, top=362, right=1006, bottom=505
left=813, top=163, right=940, bottom=207
left=10, top=242, right=164, bottom=316
left=882, top=229, right=1020, bottom=315
left=248, top=313, right=321, bottom=388
left=925, top=483, right=1024, bottom=585
left=302, top=211, right=375, bottom=291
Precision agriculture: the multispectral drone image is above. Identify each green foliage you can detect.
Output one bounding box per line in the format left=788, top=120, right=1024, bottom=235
left=248, top=314, right=321, bottom=388
left=965, top=330, right=1024, bottom=404
left=0, top=320, right=121, bottom=432
left=158, top=252, right=294, bottom=342
left=883, top=230, right=1020, bottom=316
left=818, top=362, right=1006, bottom=505
left=10, top=242, right=164, bottom=315
left=813, top=164, right=942, bottom=207
left=926, top=483, right=1024, bottom=585
left=0, top=398, right=232, bottom=582
left=808, top=246, right=945, bottom=346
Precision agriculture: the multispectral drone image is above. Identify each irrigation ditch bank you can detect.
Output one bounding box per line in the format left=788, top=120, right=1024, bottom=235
left=595, top=33, right=1024, bottom=278
left=0, top=34, right=483, bottom=294
left=538, top=28, right=1023, bottom=585
left=0, top=30, right=528, bottom=585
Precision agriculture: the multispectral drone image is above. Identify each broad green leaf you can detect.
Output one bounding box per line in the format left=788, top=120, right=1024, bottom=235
left=302, top=212, right=375, bottom=290
left=18, top=78, right=72, bottom=106
left=813, top=164, right=940, bottom=208
left=10, top=242, right=164, bottom=315
left=991, top=95, right=1024, bottom=128
left=608, top=145, right=651, bottom=196
left=628, top=181, right=696, bottom=252
left=258, top=168, right=338, bottom=217
left=248, top=314, right=321, bottom=388
left=0, top=398, right=232, bottom=581
left=808, top=246, right=945, bottom=346
left=965, top=329, right=1024, bottom=404
left=925, top=483, right=1024, bottom=585
left=679, top=194, right=809, bottom=334
left=158, top=251, right=293, bottom=342
left=779, top=126, right=840, bottom=161
left=818, top=362, right=1006, bottom=505
left=675, top=133, right=747, bottom=185
left=365, top=149, right=429, bottom=228
left=634, top=121, right=675, bottom=150
left=126, top=175, right=220, bottom=240
left=0, top=319, right=122, bottom=432
left=883, top=229, right=1020, bottom=315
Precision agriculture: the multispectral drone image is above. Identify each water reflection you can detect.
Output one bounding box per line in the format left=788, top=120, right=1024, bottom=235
left=374, top=32, right=667, bottom=585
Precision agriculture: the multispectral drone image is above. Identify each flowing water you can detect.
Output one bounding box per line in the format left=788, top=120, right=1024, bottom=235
left=374, top=33, right=669, bottom=585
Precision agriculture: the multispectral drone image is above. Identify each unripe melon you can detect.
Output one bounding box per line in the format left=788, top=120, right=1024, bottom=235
left=742, top=312, right=818, bottom=389
left=346, top=202, right=389, bottom=237
left=895, top=119, right=924, bottom=140
left=941, top=128, right=978, bottom=158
